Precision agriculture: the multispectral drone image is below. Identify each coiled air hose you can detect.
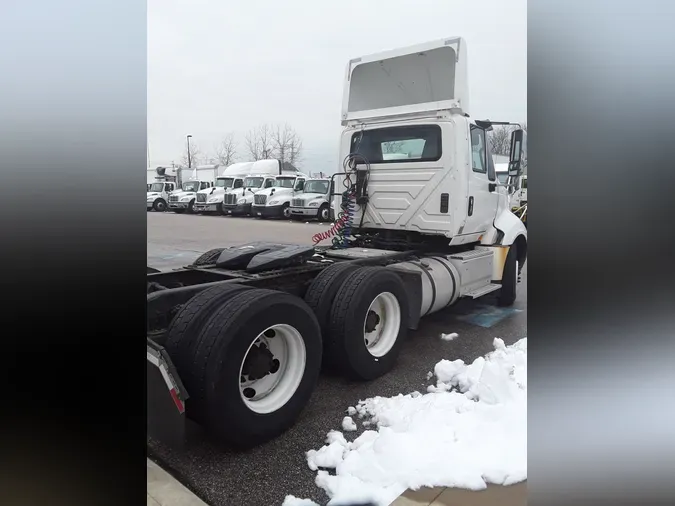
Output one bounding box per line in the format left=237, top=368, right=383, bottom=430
left=311, top=150, right=370, bottom=248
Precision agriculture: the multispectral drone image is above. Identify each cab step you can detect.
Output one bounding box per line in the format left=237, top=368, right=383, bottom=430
left=463, top=283, right=501, bottom=299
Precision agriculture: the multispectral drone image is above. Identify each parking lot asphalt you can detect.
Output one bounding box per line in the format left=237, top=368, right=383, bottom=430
left=147, top=211, right=527, bottom=506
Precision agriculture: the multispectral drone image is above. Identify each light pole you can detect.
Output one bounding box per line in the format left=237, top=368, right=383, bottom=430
left=186, top=135, right=193, bottom=168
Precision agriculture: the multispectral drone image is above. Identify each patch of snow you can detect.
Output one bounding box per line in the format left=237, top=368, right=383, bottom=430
left=347, top=406, right=357, bottom=416
left=342, top=416, right=357, bottom=431
left=426, top=371, right=433, bottom=380
left=282, top=496, right=319, bottom=506
left=441, top=332, right=459, bottom=341
left=307, top=430, right=349, bottom=471
left=303, top=338, right=527, bottom=506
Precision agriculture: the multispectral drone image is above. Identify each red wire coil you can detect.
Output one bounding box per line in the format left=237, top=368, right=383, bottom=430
left=312, top=214, right=349, bottom=245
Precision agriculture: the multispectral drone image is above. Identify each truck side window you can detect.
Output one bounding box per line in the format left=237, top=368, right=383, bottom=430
left=295, top=179, right=305, bottom=191
left=234, top=179, right=243, bottom=189
left=265, top=179, right=274, bottom=188
left=470, top=126, right=487, bottom=174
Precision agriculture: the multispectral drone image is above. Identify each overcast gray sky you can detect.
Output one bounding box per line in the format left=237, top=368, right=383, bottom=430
left=148, top=0, right=526, bottom=174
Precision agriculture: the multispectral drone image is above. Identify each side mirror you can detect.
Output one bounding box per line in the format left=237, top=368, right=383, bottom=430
left=508, top=129, right=527, bottom=177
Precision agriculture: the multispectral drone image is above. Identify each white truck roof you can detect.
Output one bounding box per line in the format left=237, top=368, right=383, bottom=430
left=342, top=36, right=468, bottom=124
left=251, top=159, right=303, bottom=176
left=276, top=172, right=309, bottom=179
left=221, top=162, right=255, bottom=176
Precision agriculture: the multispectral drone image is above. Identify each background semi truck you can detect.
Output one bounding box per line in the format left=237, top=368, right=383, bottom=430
left=147, top=36, right=527, bottom=449
left=251, top=172, right=310, bottom=219
left=167, top=165, right=219, bottom=214
left=497, top=162, right=527, bottom=209
left=290, top=178, right=332, bottom=221
left=147, top=166, right=178, bottom=212
left=193, top=162, right=254, bottom=214
left=223, top=174, right=276, bottom=216
left=223, top=159, right=297, bottom=216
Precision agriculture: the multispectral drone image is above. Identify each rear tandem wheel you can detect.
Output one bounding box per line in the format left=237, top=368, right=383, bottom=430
left=163, top=286, right=322, bottom=448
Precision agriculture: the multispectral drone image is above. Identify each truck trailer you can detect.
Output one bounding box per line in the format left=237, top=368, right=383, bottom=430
left=147, top=36, right=527, bottom=449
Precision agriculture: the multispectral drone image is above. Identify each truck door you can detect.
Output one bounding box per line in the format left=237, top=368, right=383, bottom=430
left=463, top=125, right=500, bottom=236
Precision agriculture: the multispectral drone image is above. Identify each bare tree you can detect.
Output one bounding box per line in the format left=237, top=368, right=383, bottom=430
left=180, top=142, right=203, bottom=168
left=488, top=125, right=513, bottom=156
left=214, top=133, right=238, bottom=166
left=272, top=123, right=303, bottom=166
left=382, top=141, right=404, bottom=154
left=245, top=124, right=274, bottom=161
left=245, top=123, right=304, bottom=165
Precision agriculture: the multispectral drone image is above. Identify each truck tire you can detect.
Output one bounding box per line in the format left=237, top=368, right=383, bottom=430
left=318, top=204, right=330, bottom=222
left=163, top=283, right=253, bottom=422
left=153, top=199, right=167, bottom=212
left=187, top=200, right=195, bottom=214
left=281, top=202, right=292, bottom=219
left=191, top=248, right=225, bottom=266
left=192, top=289, right=322, bottom=447
left=327, top=267, right=409, bottom=380
left=304, top=262, right=361, bottom=345
left=498, top=243, right=518, bottom=306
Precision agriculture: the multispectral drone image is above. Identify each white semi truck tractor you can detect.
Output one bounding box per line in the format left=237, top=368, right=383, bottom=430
left=147, top=167, right=178, bottom=212
left=193, top=162, right=254, bottom=215
left=167, top=165, right=218, bottom=214
left=221, top=159, right=287, bottom=216
left=250, top=172, right=310, bottom=219
left=497, top=162, right=527, bottom=209
left=290, top=178, right=332, bottom=221
left=147, top=36, right=527, bottom=450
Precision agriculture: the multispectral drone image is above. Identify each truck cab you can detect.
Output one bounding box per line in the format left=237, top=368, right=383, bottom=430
left=168, top=179, right=213, bottom=214
left=221, top=159, right=292, bottom=216
left=497, top=163, right=527, bottom=210
left=334, top=35, right=527, bottom=282
left=147, top=180, right=176, bottom=212
left=193, top=162, right=255, bottom=214
left=194, top=175, right=245, bottom=214
left=224, top=174, right=276, bottom=216
left=251, top=173, right=309, bottom=219
left=514, top=174, right=527, bottom=207
left=290, top=178, right=332, bottom=221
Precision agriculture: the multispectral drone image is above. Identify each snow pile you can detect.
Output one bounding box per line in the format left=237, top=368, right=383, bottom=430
left=282, top=496, right=319, bottom=506
left=440, top=332, right=459, bottom=341
left=302, top=338, right=527, bottom=506
left=342, top=416, right=357, bottom=432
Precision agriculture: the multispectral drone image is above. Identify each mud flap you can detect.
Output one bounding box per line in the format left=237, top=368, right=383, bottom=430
left=147, top=339, right=189, bottom=450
